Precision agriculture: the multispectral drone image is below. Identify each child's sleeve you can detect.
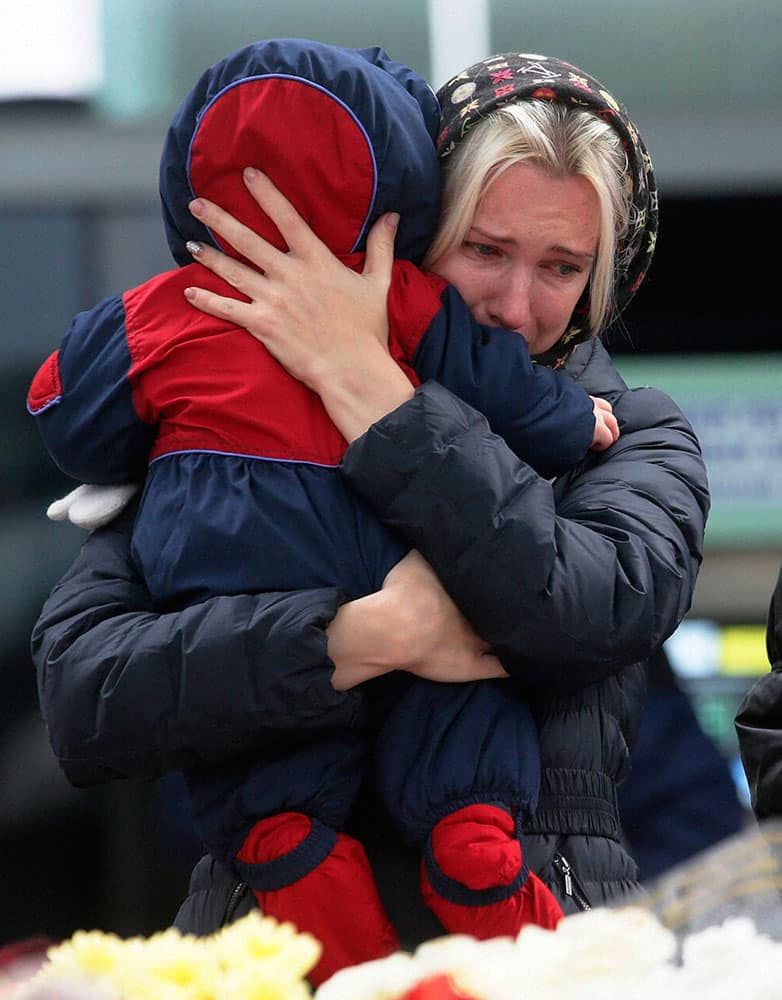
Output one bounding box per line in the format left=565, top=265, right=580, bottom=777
left=411, top=285, right=596, bottom=478
left=26, top=294, right=155, bottom=484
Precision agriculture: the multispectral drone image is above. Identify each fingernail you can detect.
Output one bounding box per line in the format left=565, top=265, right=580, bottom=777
left=243, top=166, right=260, bottom=182
left=186, top=240, right=203, bottom=257
left=189, top=198, right=205, bottom=217
left=184, top=287, right=197, bottom=301
left=386, top=212, right=400, bottom=230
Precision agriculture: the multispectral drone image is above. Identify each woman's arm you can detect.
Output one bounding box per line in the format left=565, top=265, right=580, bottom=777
left=330, top=549, right=505, bottom=690
left=33, top=509, right=504, bottom=786
left=341, top=362, right=709, bottom=692
left=31, top=503, right=362, bottom=785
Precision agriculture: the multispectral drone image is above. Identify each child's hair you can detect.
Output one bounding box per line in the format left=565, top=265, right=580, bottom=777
left=424, top=100, right=633, bottom=337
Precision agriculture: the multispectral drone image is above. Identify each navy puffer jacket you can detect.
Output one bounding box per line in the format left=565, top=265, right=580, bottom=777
left=31, top=337, right=708, bottom=930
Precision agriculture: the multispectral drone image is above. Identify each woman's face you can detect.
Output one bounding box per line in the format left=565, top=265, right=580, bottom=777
left=431, top=161, right=601, bottom=357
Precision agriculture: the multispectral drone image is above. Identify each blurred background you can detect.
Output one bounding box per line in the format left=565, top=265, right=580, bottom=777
left=2, top=0, right=780, bottom=946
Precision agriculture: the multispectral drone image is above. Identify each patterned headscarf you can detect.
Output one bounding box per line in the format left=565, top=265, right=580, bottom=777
left=436, top=53, right=658, bottom=367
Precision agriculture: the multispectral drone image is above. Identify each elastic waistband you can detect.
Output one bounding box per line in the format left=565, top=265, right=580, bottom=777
left=524, top=768, right=620, bottom=840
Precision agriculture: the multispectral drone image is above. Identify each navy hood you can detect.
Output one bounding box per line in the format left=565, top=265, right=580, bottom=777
left=159, top=38, right=441, bottom=266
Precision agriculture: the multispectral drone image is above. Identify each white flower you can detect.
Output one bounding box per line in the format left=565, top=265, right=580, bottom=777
left=412, top=935, right=519, bottom=1000
left=14, top=976, right=120, bottom=1000
left=316, top=952, right=420, bottom=1000
left=677, top=918, right=782, bottom=1000
left=514, top=906, right=677, bottom=995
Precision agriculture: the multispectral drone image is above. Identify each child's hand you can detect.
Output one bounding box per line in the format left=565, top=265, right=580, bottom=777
left=46, top=483, right=140, bottom=531
left=589, top=396, right=620, bottom=451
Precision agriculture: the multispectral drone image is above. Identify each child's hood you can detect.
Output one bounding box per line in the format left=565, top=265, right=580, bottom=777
left=159, top=38, right=441, bottom=267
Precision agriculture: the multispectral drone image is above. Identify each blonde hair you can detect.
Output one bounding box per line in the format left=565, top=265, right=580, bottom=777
left=424, top=101, right=632, bottom=338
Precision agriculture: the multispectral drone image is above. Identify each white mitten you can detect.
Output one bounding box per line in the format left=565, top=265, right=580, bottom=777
left=46, top=483, right=140, bottom=530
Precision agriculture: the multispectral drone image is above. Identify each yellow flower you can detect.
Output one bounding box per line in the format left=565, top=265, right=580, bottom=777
left=213, top=912, right=320, bottom=981
left=220, top=966, right=313, bottom=1000
left=38, top=930, right=126, bottom=982
left=23, top=914, right=318, bottom=1000
left=114, top=930, right=221, bottom=1000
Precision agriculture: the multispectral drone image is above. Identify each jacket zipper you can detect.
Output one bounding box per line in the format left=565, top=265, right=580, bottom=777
left=222, top=880, right=250, bottom=925
left=552, top=853, right=592, bottom=911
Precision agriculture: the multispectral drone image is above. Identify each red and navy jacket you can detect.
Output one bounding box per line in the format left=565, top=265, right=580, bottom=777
left=28, top=38, right=595, bottom=610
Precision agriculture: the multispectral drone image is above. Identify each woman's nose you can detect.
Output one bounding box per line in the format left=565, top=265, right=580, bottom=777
left=488, top=267, right=533, bottom=332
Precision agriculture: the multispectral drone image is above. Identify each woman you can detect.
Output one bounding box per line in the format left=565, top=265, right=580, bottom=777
left=31, top=51, right=708, bottom=951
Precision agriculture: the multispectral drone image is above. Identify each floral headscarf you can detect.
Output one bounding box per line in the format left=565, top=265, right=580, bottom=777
left=436, top=53, right=658, bottom=367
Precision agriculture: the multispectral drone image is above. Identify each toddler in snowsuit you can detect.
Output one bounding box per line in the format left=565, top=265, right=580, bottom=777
left=28, top=38, right=612, bottom=983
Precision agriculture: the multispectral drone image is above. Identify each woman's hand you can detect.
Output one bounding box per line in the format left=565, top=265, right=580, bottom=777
left=184, top=167, right=414, bottom=441
left=327, top=550, right=508, bottom=690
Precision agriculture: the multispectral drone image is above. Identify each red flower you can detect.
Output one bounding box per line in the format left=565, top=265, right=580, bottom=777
left=531, top=87, right=557, bottom=100
left=400, top=973, right=481, bottom=1000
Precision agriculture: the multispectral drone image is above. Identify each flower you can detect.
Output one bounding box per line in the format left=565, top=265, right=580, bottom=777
left=39, top=929, right=126, bottom=981
left=508, top=904, right=677, bottom=995
left=110, top=929, right=221, bottom=1000
left=15, top=901, right=782, bottom=1000
left=412, top=936, right=521, bottom=1000
left=313, top=905, right=782, bottom=999
left=15, top=976, right=118, bottom=1000
left=314, top=953, right=420, bottom=1000
left=16, top=912, right=320, bottom=1000
left=0, top=939, right=56, bottom=1000
left=213, top=911, right=320, bottom=981
left=676, top=917, right=782, bottom=1000
left=399, top=974, right=480, bottom=999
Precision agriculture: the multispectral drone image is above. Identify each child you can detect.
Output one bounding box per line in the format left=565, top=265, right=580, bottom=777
left=28, top=38, right=615, bottom=984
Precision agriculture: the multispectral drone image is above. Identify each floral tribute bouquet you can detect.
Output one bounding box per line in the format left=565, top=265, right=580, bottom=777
left=11, top=824, right=782, bottom=1000
left=11, top=905, right=782, bottom=1000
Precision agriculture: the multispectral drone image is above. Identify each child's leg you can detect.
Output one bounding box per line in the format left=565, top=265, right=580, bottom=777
left=188, top=731, right=397, bottom=986
left=419, top=803, right=563, bottom=937
left=372, top=678, right=562, bottom=937
left=236, top=812, right=399, bottom=986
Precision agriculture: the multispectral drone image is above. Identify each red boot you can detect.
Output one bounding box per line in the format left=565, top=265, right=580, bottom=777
left=237, top=812, right=399, bottom=986
left=420, top=804, right=563, bottom=938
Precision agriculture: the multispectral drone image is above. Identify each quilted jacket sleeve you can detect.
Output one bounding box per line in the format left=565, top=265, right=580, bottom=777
left=735, top=567, right=782, bottom=819
left=340, top=345, right=709, bottom=693
left=30, top=504, right=365, bottom=787
left=411, top=285, right=595, bottom=479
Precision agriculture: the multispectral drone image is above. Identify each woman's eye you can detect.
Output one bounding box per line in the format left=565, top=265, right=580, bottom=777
left=555, top=262, right=581, bottom=276
left=466, top=242, right=498, bottom=258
